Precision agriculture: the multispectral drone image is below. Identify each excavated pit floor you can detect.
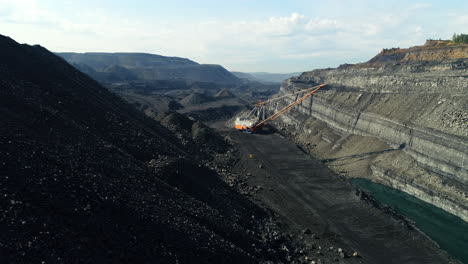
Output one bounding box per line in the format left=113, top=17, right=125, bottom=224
left=227, top=129, right=456, bottom=264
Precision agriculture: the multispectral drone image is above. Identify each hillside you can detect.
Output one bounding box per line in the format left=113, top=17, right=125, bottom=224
left=58, top=52, right=198, bottom=69
left=366, top=40, right=468, bottom=65
left=268, top=41, right=468, bottom=222
left=57, top=52, right=242, bottom=84
left=57, top=52, right=279, bottom=118
left=0, top=35, right=291, bottom=263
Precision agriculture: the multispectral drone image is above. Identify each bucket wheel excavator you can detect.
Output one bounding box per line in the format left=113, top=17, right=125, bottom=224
left=234, top=84, right=327, bottom=133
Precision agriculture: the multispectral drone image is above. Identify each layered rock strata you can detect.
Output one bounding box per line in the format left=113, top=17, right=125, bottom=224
left=270, top=41, right=468, bottom=221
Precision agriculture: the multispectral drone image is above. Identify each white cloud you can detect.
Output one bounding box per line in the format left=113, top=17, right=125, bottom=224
left=305, top=18, right=340, bottom=33
left=278, top=52, right=323, bottom=59
left=456, top=15, right=468, bottom=26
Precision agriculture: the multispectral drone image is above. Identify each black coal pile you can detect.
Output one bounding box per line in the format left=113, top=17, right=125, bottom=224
left=180, top=92, right=214, bottom=106
left=160, top=112, right=229, bottom=154
left=214, top=88, right=235, bottom=98
left=186, top=105, right=245, bottom=122
left=0, top=35, right=292, bottom=263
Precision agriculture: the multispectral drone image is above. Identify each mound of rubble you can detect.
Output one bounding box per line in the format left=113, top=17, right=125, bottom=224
left=0, top=34, right=295, bottom=263
left=215, top=88, right=236, bottom=98
left=180, top=92, right=215, bottom=106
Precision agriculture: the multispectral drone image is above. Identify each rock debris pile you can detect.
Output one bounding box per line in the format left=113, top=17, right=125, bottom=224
left=0, top=34, right=298, bottom=263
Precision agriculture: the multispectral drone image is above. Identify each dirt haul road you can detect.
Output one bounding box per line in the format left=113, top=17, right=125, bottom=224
left=230, top=130, right=456, bottom=264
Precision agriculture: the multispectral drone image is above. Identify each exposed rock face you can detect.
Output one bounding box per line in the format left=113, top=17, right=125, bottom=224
left=269, top=42, right=468, bottom=221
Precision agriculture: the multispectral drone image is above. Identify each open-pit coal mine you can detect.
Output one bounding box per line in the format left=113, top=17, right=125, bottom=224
left=1, top=33, right=467, bottom=264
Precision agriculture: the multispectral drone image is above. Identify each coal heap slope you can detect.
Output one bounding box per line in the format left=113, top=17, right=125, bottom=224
left=180, top=92, right=214, bottom=106
left=0, top=35, right=279, bottom=263
left=215, top=88, right=235, bottom=98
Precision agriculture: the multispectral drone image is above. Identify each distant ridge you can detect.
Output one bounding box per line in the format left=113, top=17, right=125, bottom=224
left=57, top=52, right=242, bottom=84
left=58, top=52, right=198, bottom=69
left=232, top=71, right=301, bottom=83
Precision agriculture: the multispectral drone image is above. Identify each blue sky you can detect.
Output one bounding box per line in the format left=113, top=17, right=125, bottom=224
left=1, top=0, right=467, bottom=72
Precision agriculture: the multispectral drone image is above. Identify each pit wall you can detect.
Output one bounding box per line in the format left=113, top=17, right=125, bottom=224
left=288, top=95, right=468, bottom=184
left=371, top=164, right=467, bottom=222
left=271, top=88, right=468, bottom=222
left=299, top=70, right=468, bottom=95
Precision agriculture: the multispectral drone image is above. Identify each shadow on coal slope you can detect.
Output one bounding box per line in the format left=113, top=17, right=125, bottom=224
left=0, top=34, right=287, bottom=263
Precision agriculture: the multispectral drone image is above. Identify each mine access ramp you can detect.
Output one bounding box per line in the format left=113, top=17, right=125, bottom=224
left=234, top=84, right=327, bottom=132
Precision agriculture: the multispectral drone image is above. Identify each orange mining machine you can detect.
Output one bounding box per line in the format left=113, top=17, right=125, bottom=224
left=234, top=84, right=327, bottom=133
